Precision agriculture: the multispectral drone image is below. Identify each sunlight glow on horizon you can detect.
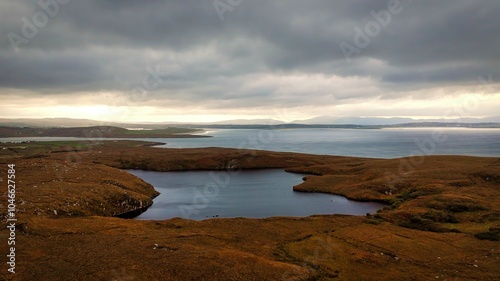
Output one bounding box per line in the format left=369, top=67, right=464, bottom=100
left=1, top=92, right=498, bottom=123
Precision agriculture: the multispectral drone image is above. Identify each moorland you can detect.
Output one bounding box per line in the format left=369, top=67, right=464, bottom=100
left=0, top=140, right=498, bottom=280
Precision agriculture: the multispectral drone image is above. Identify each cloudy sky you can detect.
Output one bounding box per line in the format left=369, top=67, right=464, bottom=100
left=1, top=0, right=499, bottom=122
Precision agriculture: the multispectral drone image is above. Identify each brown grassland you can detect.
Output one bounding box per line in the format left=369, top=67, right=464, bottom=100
left=0, top=140, right=498, bottom=280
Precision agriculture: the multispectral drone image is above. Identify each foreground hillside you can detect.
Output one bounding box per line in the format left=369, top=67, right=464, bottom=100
left=0, top=140, right=498, bottom=280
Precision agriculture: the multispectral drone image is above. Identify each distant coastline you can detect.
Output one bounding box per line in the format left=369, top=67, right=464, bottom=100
left=180, top=122, right=500, bottom=130
left=0, top=126, right=210, bottom=139
left=1, top=117, right=500, bottom=130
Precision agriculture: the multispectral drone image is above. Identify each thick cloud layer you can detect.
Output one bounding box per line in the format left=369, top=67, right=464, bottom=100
left=1, top=0, right=499, bottom=121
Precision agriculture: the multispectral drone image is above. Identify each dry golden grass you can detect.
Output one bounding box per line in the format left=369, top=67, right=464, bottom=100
left=0, top=141, right=498, bottom=280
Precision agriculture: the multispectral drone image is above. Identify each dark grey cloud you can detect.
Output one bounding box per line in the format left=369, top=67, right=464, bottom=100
left=0, top=0, right=499, bottom=111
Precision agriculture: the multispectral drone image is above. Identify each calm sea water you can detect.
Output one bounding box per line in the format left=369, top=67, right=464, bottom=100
left=157, top=128, right=500, bottom=158
left=127, top=169, right=384, bottom=220
left=1, top=128, right=499, bottom=158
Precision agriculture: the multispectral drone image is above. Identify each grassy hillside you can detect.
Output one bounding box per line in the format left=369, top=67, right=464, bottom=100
left=0, top=126, right=207, bottom=138
left=0, top=140, right=498, bottom=280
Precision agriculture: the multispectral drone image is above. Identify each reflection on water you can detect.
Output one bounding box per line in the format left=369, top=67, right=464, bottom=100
left=127, top=169, right=384, bottom=220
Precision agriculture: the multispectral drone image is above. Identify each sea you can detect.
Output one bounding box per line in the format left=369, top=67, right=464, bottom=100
left=1, top=128, right=499, bottom=158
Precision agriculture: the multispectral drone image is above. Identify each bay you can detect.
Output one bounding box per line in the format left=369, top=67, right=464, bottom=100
left=156, top=128, right=500, bottom=158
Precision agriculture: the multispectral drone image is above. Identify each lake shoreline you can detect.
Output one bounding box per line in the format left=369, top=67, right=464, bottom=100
left=1, top=140, right=498, bottom=280
left=127, top=169, right=385, bottom=220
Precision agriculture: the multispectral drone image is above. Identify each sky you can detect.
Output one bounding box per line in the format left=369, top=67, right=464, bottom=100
left=0, top=0, right=499, bottom=123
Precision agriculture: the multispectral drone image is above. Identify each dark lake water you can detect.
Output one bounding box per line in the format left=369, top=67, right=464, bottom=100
left=126, top=169, right=384, bottom=220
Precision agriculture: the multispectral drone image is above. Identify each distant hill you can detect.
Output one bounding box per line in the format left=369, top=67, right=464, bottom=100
left=1, top=117, right=499, bottom=129
left=209, top=119, right=284, bottom=125
left=0, top=117, right=286, bottom=127
left=0, top=118, right=194, bottom=130
left=180, top=123, right=500, bottom=130
left=293, top=116, right=415, bottom=125
left=0, top=126, right=208, bottom=138
left=0, top=118, right=109, bottom=128
left=389, top=122, right=500, bottom=128
left=293, top=116, right=500, bottom=125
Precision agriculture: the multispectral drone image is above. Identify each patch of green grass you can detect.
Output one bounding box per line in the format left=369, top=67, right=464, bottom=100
left=428, top=200, right=487, bottom=213
left=364, top=218, right=383, bottom=225
left=398, top=216, right=450, bottom=233
left=0, top=140, right=160, bottom=161
left=474, top=231, right=500, bottom=241
left=384, top=187, right=443, bottom=211
left=0, top=126, right=202, bottom=138
left=422, top=210, right=460, bottom=223
left=396, top=187, right=441, bottom=201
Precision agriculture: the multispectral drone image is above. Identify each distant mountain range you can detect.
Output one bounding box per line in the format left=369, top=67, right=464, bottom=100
left=0, top=118, right=111, bottom=128
left=0, top=116, right=499, bottom=128
left=0, top=118, right=286, bottom=128
left=292, top=116, right=500, bottom=125
left=209, top=119, right=284, bottom=125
